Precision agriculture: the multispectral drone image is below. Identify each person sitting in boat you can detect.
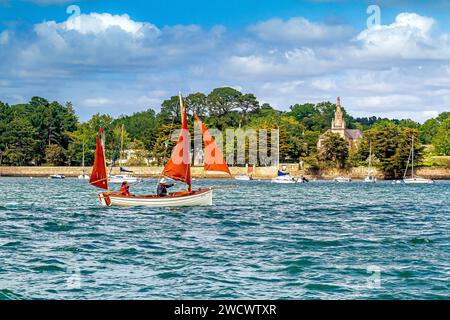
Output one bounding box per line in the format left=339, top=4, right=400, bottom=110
left=157, top=178, right=174, bottom=197
left=120, top=181, right=132, bottom=196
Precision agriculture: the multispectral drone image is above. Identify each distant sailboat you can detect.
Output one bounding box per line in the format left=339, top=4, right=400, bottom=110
left=402, top=135, right=434, bottom=184
left=364, top=140, right=376, bottom=183
left=109, top=124, right=143, bottom=184
left=235, top=164, right=254, bottom=181
left=78, top=144, right=90, bottom=180
left=90, top=94, right=232, bottom=207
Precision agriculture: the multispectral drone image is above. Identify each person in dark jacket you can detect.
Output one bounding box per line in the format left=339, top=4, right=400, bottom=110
left=157, top=178, right=174, bottom=196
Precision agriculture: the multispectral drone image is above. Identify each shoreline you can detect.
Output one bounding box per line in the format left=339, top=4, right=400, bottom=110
left=1, top=166, right=449, bottom=180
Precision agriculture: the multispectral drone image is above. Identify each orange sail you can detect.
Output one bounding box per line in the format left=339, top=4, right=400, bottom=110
left=162, top=98, right=191, bottom=191
left=90, top=128, right=109, bottom=190
left=194, top=113, right=231, bottom=176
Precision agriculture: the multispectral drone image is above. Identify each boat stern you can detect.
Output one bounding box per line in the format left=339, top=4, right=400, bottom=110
left=98, top=192, right=112, bottom=207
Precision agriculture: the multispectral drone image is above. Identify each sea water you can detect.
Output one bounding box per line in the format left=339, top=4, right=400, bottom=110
left=0, top=178, right=449, bottom=299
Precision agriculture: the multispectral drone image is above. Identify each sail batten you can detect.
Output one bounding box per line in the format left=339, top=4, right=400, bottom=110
left=194, top=113, right=231, bottom=176
left=90, top=128, right=109, bottom=190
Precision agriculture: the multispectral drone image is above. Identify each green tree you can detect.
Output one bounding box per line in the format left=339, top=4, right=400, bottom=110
left=432, top=115, right=450, bottom=155
left=2, top=118, right=38, bottom=166
left=319, top=132, right=349, bottom=169
left=45, top=144, right=67, bottom=166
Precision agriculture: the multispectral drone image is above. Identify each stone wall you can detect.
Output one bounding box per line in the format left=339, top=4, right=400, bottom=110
left=1, top=165, right=449, bottom=180
left=0, top=166, right=278, bottom=179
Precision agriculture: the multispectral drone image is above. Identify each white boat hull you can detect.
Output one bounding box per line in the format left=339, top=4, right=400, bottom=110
left=109, top=175, right=143, bottom=184
left=335, top=177, right=352, bottom=183
left=78, top=174, right=90, bottom=180
left=364, top=176, right=377, bottom=183
left=98, top=188, right=213, bottom=207
left=49, top=174, right=65, bottom=179
left=403, top=177, right=434, bottom=184
left=271, top=175, right=298, bottom=184
left=235, top=175, right=251, bottom=181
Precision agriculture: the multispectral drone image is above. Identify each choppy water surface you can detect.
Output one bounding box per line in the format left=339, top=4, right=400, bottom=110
left=0, top=177, right=449, bottom=299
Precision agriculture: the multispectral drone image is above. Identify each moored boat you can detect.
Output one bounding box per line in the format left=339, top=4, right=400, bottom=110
left=402, top=135, right=434, bottom=185
left=364, top=140, right=376, bottom=183
left=403, top=177, right=434, bottom=184
left=108, top=125, right=141, bottom=184
left=364, top=176, right=376, bottom=183
left=49, top=174, right=65, bottom=179
left=271, top=171, right=299, bottom=184
left=334, top=177, right=352, bottom=183
left=109, top=174, right=143, bottom=184
left=234, top=164, right=255, bottom=181
left=78, top=144, right=90, bottom=180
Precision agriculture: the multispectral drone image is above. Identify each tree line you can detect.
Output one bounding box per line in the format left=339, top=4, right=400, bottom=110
left=0, top=88, right=449, bottom=178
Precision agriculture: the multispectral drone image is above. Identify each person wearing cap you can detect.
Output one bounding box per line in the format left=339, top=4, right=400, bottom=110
left=157, top=178, right=174, bottom=196
left=120, top=181, right=132, bottom=196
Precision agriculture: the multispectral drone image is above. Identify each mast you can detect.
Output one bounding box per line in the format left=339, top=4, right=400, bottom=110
left=411, top=135, right=414, bottom=178
left=120, top=124, right=124, bottom=168
left=368, top=140, right=372, bottom=176
left=82, top=143, right=85, bottom=175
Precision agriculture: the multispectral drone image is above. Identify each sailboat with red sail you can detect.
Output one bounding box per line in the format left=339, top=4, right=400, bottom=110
left=90, top=94, right=231, bottom=207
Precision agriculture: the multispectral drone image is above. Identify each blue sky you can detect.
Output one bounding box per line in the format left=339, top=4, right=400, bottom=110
left=1, top=0, right=450, bottom=121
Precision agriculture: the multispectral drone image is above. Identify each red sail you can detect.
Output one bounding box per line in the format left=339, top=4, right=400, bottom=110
left=90, top=129, right=109, bottom=190
left=162, top=102, right=191, bottom=191
left=194, top=113, right=231, bottom=176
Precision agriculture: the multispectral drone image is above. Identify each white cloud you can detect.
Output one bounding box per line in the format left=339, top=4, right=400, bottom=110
left=248, top=17, right=354, bottom=44
left=61, top=13, right=159, bottom=36
left=354, top=12, right=450, bottom=60
left=82, top=98, right=112, bottom=107
left=0, top=11, right=449, bottom=122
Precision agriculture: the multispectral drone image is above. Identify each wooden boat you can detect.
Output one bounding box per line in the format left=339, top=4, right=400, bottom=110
left=402, top=135, right=434, bottom=184
left=98, top=189, right=213, bottom=207
left=90, top=94, right=231, bottom=207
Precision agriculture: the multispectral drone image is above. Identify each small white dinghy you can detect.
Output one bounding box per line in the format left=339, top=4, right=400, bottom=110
left=334, top=177, right=352, bottom=183
left=49, top=174, right=65, bottom=179
left=235, top=175, right=252, bottom=181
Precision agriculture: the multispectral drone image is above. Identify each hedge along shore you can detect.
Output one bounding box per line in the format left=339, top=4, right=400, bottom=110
left=1, top=166, right=449, bottom=180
